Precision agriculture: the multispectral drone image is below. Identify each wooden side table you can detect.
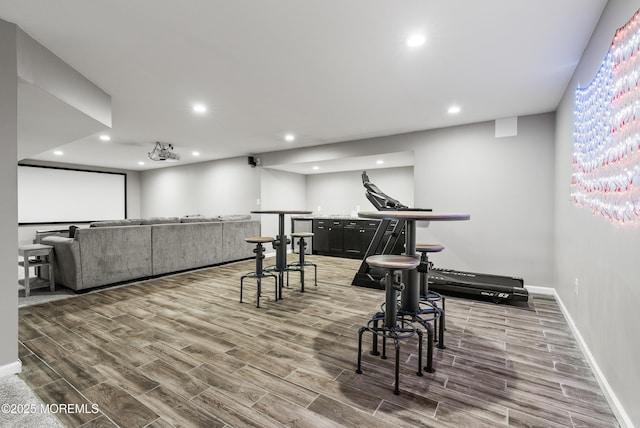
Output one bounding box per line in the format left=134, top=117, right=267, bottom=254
left=18, top=244, right=55, bottom=297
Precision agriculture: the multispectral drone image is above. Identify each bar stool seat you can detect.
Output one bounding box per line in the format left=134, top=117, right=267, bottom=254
left=292, top=232, right=314, bottom=238
left=366, top=254, right=420, bottom=270
left=240, top=237, right=278, bottom=308
left=245, top=236, right=275, bottom=244
left=415, top=243, right=446, bottom=349
left=356, top=254, right=432, bottom=395
left=415, top=244, right=444, bottom=253
left=286, top=232, right=317, bottom=293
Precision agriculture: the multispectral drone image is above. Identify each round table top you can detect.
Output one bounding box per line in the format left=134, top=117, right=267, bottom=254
left=358, top=210, right=470, bottom=221
left=251, top=210, right=313, bottom=215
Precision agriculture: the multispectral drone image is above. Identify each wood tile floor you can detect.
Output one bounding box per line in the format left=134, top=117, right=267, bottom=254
left=17, top=255, right=619, bottom=427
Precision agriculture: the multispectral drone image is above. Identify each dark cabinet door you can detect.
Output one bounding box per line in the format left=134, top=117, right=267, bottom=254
left=327, top=220, right=344, bottom=253
left=343, top=220, right=361, bottom=256
left=360, top=220, right=379, bottom=255
left=312, top=219, right=330, bottom=253
left=344, top=220, right=380, bottom=257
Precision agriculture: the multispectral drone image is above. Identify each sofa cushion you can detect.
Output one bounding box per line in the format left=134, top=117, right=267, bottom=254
left=90, top=219, right=142, bottom=227
left=221, top=220, right=260, bottom=262
left=180, top=216, right=221, bottom=223
left=40, top=236, right=81, bottom=290
left=76, top=226, right=153, bottom=288
left=152, top=222, right=223, bottom=275
left=140, top=217, right=180, bottom=225
left=218, top=214, right=252, bottom=221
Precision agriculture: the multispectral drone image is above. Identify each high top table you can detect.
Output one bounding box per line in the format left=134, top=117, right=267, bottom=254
left=251, top=210, right=313, bottom=298
left=357, top=211, right=470, bottom=313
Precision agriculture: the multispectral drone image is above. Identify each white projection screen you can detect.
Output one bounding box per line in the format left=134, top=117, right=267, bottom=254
left=18, top=165, right=126, bottom=224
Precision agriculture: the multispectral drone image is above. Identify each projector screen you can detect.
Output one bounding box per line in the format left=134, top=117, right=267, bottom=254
left=18, top=165, right=127, bottom=224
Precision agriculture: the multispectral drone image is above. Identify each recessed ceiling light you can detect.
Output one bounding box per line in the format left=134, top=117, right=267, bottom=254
left=406, top=34, right=426, bottom=47
left=53, top=150, right=63, bottom=156
left=376, top=160, right=384, bottom=165
left=284, top=133, right=295, bottom=142
left=448, top=105, right=461, bottom=114
left=192, top=151, right=200, bottom=156
left=99, top=134, right=111, bottom=141
left=193, top=104, right=207, bottom=114
left=138, top=161, right=145, bottom=166
left=312, top=166, right=319, bottom=170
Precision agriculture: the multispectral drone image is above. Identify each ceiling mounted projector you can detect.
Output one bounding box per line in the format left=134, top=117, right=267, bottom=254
left=148, top=142, right=180, bottom=161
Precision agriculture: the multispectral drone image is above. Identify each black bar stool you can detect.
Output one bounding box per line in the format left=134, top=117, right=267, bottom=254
left=286, top=232, right=317, bottom=292
left=356, top=254, right=432, bottom=395
left=240, top=237, right=278, bottom=308
left=414, top=243, right=446, bottom=349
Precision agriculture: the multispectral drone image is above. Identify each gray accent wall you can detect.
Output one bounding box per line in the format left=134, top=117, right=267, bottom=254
left=0, top=18, right=19, bottom=375
left=555, top=1, right=640, bottom=426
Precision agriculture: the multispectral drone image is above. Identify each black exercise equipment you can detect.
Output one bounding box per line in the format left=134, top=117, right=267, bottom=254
left=352, top=172, right=528, bottom=303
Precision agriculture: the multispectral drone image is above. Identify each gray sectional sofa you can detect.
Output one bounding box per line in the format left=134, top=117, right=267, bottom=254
left=41, top=216, right=260, bottom=291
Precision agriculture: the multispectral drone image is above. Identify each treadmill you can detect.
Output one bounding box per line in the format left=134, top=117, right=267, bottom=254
left=352, top=172, right=528, bottom=303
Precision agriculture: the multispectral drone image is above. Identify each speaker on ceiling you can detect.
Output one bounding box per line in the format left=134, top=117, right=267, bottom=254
left=247, top=156, right=261, bottom=168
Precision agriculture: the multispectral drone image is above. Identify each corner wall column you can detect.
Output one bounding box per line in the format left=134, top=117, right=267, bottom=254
left=0, top=18, right=20, bottom=377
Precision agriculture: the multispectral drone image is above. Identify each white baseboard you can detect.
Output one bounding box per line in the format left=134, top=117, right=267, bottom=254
left=0, top=360, right=22, bottom=378
left=523, top=284, right=555, bottom=295
left=527, top=285, right=633, bottom=428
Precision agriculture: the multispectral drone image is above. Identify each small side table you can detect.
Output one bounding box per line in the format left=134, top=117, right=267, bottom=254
left=18, top=244, right=55, bottom=297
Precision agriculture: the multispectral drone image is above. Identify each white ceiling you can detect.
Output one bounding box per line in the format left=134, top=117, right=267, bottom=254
left=1, top=0, right=607, bottom=172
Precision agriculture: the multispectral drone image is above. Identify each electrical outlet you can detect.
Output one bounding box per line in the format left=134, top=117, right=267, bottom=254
left=574, top=277, right=579, bottom=295
left=317, top=205, right=321, bottom=212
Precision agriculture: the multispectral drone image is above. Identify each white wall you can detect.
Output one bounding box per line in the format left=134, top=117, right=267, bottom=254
left=555, top=1, right=640, bottom=426
left=0, top=18, right=19, bottom=376
left=414, top=115, right=555, bottom=284
left=259, top=113, right=556, bottom=286
left=140, top=156, right=260, bottom=218
left=305, top=167, right=414, bottom=215
left=259, top=168, right=306, bottom=239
